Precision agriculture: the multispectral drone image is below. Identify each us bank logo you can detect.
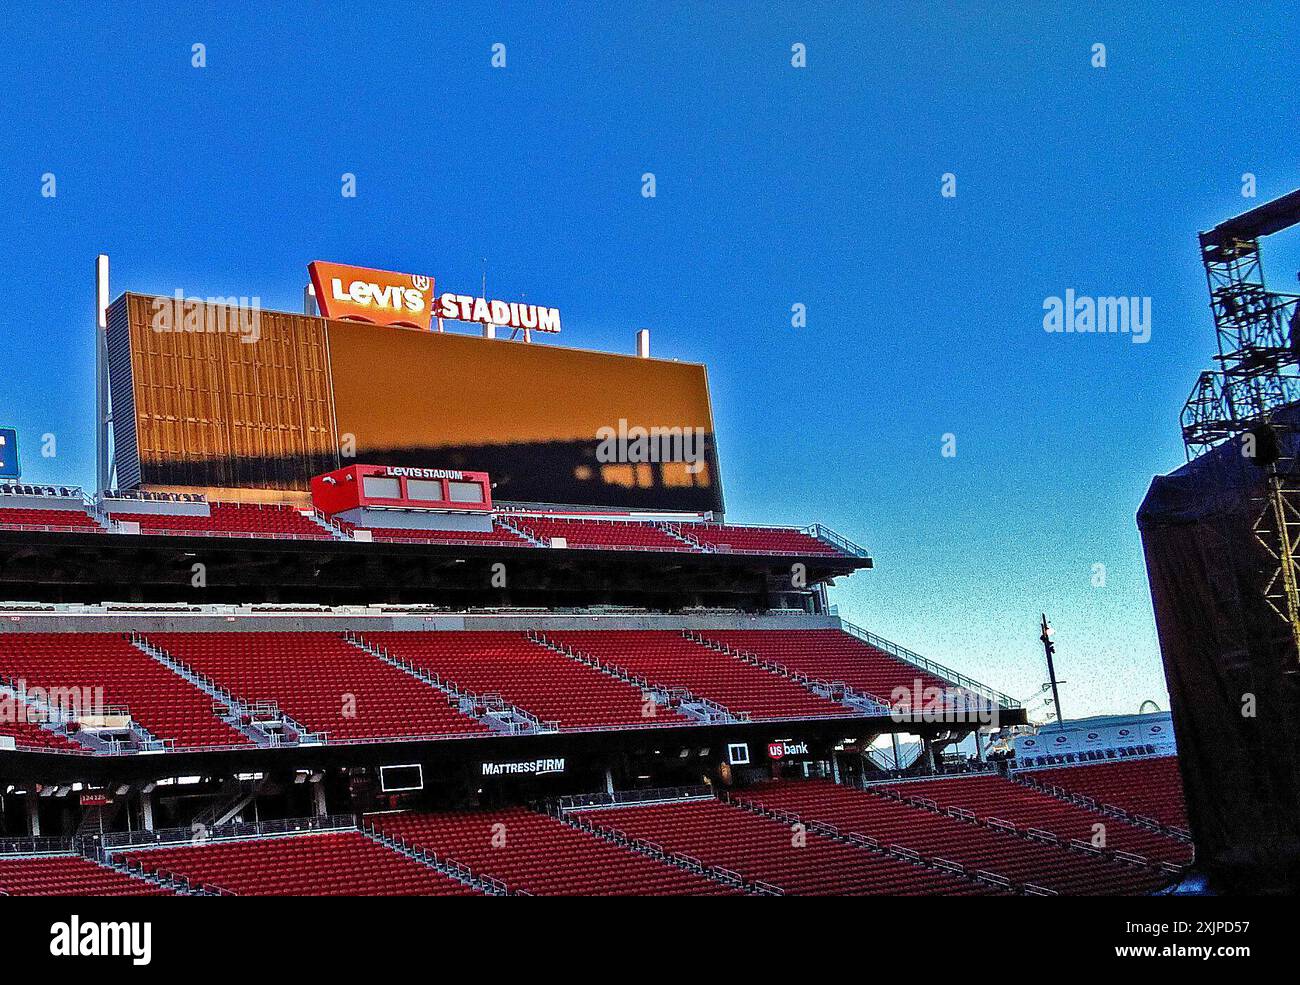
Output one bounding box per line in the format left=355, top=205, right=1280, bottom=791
left=0, top=428, right=18, bottom=480
left=767, top=741, right=809, bottom=760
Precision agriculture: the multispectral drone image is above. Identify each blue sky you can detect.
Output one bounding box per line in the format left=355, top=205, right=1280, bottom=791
left=2, top=2, right=1299, bottom=719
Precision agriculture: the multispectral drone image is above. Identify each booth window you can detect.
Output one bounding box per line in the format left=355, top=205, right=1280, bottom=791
left=448, top=480, right=485, bottom=504
left=406, top=478, right=445, bottom=502
left=362, top=475, right=401, bottom=499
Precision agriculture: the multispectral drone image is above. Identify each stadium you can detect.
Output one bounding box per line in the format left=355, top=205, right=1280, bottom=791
left=0, top=252, right=1205, bottom=901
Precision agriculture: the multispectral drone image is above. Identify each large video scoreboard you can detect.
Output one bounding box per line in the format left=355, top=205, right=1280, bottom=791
left=107, top=291, right=722, bottom=514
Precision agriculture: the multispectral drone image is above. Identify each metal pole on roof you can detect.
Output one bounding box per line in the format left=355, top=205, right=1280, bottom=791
left=1040, top=614, right=1065, bottom=729
left=95, top=254, right=111, bottom=495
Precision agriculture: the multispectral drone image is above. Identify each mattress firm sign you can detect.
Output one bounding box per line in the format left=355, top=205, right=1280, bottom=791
left=308, top=261, right=561, bottom=334
left=481, top=757, right=566, bottom=777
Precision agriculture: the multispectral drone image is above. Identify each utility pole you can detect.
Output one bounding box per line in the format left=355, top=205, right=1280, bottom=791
left=1039, top=613, right=1065, bottom=729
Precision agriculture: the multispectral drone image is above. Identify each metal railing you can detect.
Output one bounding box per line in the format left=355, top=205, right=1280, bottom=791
left=92, top=813, right=359, bottom=855
left=0, top=835, right=76, bottom=857
left=839, top=619, right=1019, bottom=709
left=556, top=785, right=714, bottom=812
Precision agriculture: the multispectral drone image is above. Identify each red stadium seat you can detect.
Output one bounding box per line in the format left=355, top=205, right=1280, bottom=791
left=372, top=807, right=737, bottom=895
left=572, top=796, right=1001, bottom=896
left=0, top=507, right=102, bottom=532
left=144, top=632, right=491, bottom=743
left=108, top=503, right=332, bottom=540
left=121, top=831, right=478, bottom=896
left=1019, top=757, right=1189, bottom=831
left=360, top=632, right=693, bottom=731
left=731, top=780, right=1173, bottom=895
left=0, top=855, right=173, bottom=896
left=547, top=630, right=852, bottom=721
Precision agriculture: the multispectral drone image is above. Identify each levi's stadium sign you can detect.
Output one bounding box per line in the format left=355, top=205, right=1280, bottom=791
left=308, top=260, right=561, bottom=334
left=309, top=261, right=435, bottom=329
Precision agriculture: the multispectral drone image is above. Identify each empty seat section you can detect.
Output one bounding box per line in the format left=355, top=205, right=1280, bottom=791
left=879, top=774, right=1191, bottom=866
left=508, top=516, right=693, bottom=552
left=144, top=633, right=490, bottom=742
left=734, top=780, right=1169, bottom=895
left=347, top=520, right=530, bottom=547
left=373, top=807, right=736, bottom=895
left=0, top=634, right=251, bottom=749
left=121, top=831, right=478, bottom=896
left=0, top=507, right=101, bottom=531
left=1020, top=757, right=1188, bottom=830
left=548, top=631, right=850, bottom=721
left=698, top=629, right=953, bottom=702
left=0, top=855, right=173, bottom=896
left=0, top=697, right=87, bottom=752
left=361, top=632, right=692, bottom=731
left=573, top=797, right=995, bottom=895
left=108, top=503, right=331, bottom=539
left=671, top=523, right=842, bottom=556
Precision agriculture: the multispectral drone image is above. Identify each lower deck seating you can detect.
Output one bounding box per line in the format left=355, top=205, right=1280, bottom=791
left=144, top=632, right=491, bottom=743
left=0, top=855, right=172, bottom=896
left=109, top=503, right=332, bottom=539
left=1018, top=756, right=1189, bottom=830
left=548, top=631, right=851, bottom=721
left=0, top=634, right=251, bottom=749
left=733, top=780, right=1170, bottom=895
left=360, top=632, right=692, bottom=730
left=121, top=831, right=478, bottom=896
left=372, top=807, right=736, bottom=895
left=0, top=507, right=101, bottom=531
left=572, top=796, right=998, bottom=895
left=879, top=774, right=1192, bottom=865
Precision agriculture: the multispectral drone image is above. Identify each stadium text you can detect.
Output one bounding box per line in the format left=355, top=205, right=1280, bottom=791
left=436, top=293, right=561, bottom=334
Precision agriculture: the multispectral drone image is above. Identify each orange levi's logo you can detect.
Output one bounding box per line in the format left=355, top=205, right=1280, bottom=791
left=308, top=261, right=434, bottom=329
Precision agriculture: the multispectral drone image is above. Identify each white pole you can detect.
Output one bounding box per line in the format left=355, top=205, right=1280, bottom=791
left=636, top=328, right=650, bottom=358
left=95, top=254, right=110, bottom=494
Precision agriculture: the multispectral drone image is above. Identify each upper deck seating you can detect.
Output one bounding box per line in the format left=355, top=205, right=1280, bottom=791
left=143, top=632, right=490, bottom=743
left=360, top=631, right=692, bottom=731
left=0, top=634, right=251, bottom=749
left=0, top=507, right=101, bottom=532
left=109, top=503, right=332, bottom=539
left=697, top=628, right=954, bottom=702
left=670, top=523, right=843, bottom=556
left=548, top=631, right=852, bottom=721
left=507, top=516, right=693, bottom=552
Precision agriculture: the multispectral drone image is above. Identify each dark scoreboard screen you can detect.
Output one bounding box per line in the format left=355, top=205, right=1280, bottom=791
left=0, top=428, right=18, bottom=480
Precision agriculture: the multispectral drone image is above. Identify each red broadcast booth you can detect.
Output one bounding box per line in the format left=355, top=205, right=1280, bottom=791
left=310, top=464, right=493, bottom=518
